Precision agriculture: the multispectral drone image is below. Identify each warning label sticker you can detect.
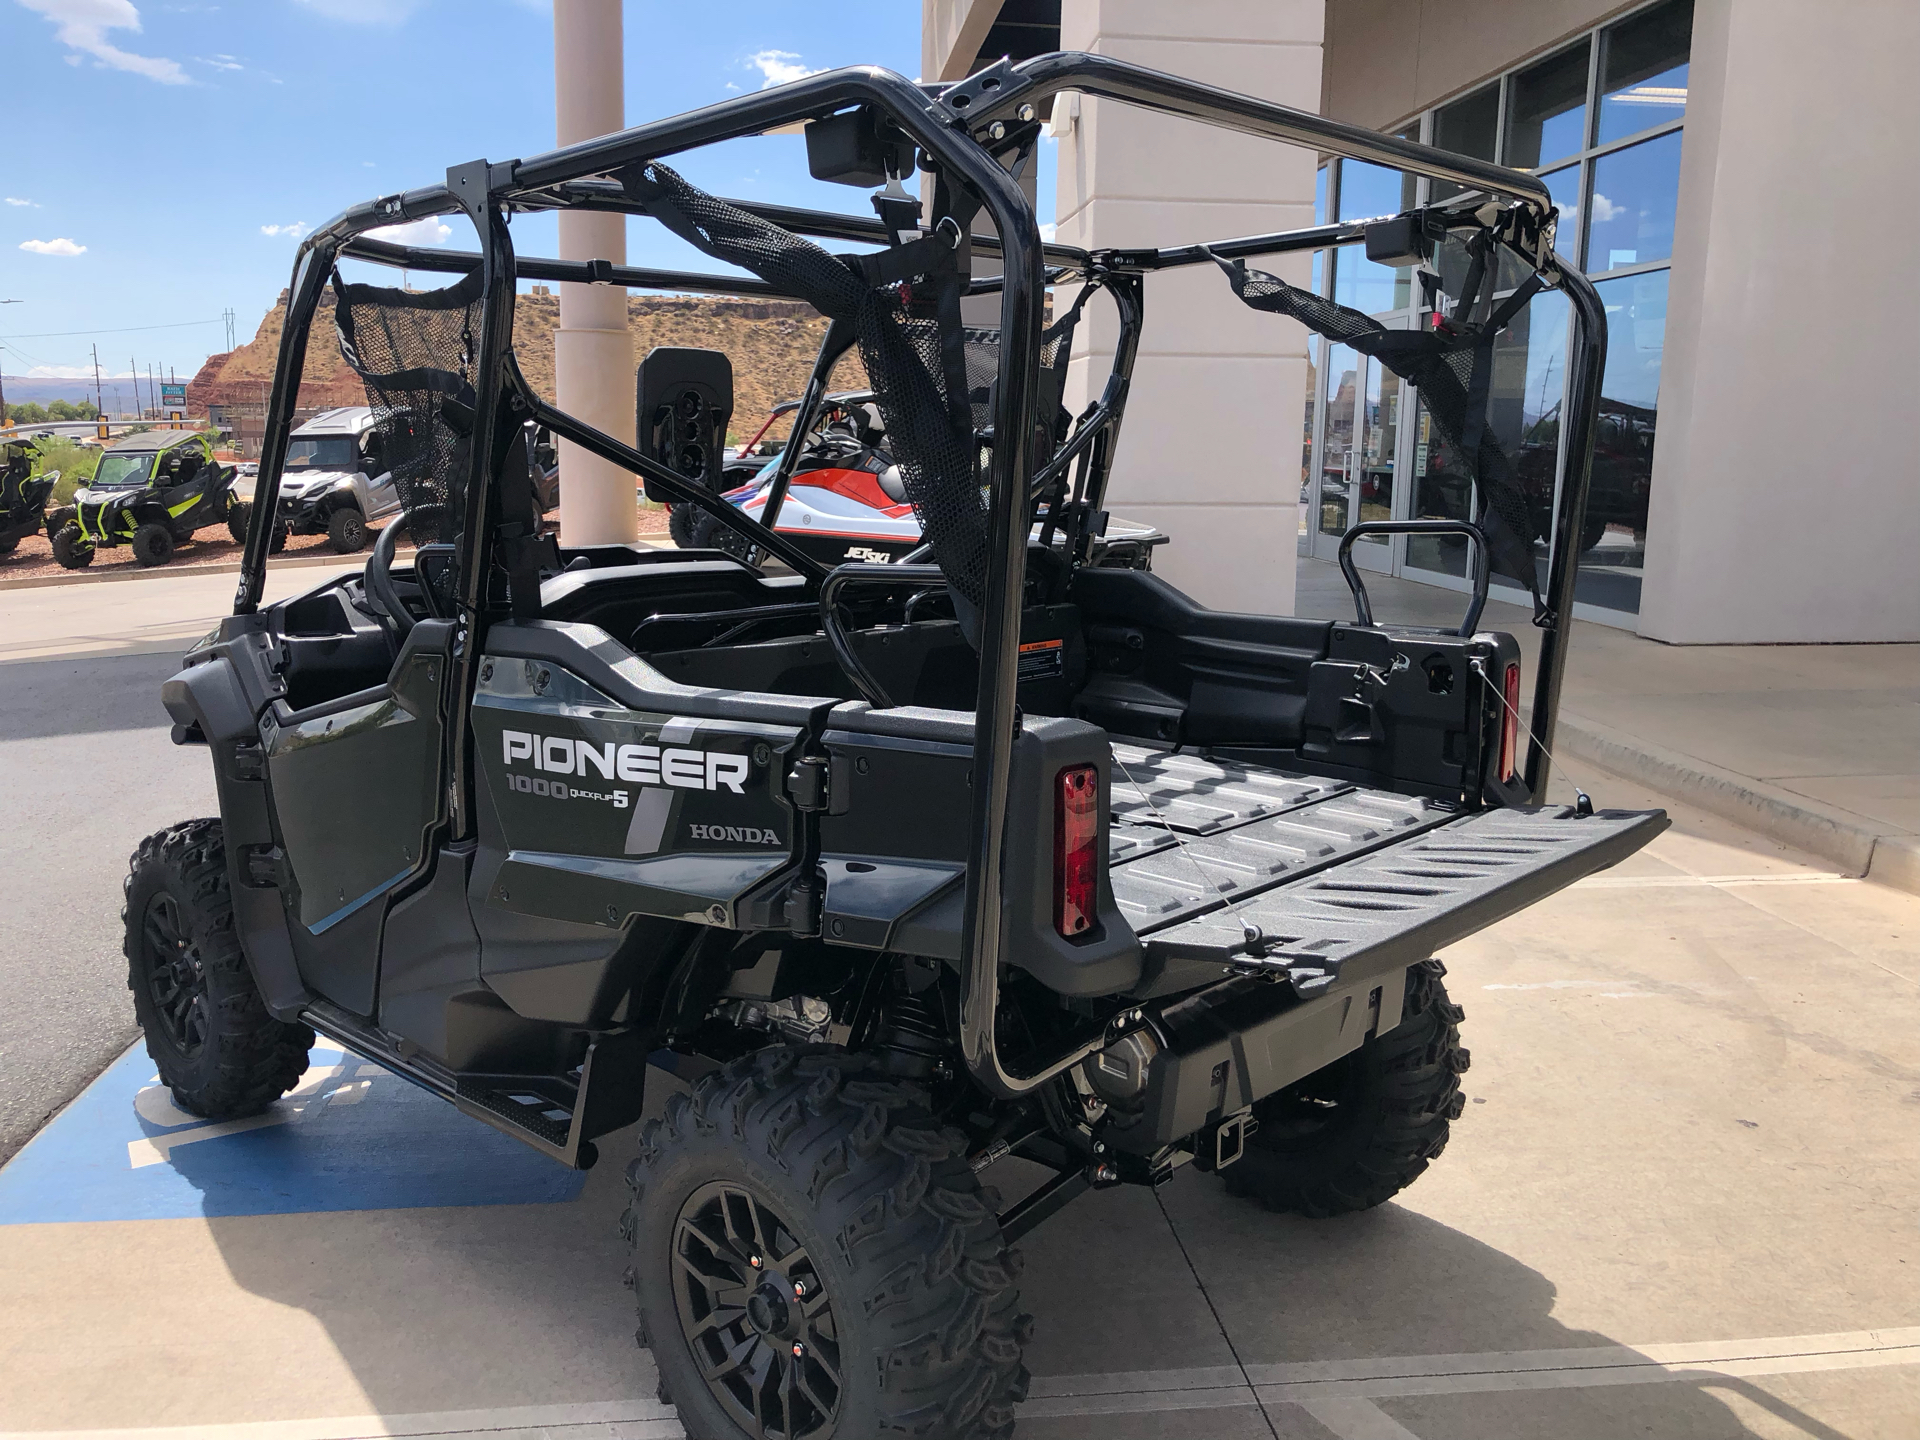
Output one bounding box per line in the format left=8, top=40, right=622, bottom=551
left=1018, top=638, right=1065, bottom=682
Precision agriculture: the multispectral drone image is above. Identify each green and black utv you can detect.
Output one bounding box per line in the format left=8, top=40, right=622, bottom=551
left=1, top=436, right=59, bottom=557
left=134, top=52, right=1670, bottom=1439
left=50, top=428, right=236, bottom=568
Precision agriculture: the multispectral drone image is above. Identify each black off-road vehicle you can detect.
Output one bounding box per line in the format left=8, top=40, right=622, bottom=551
left=1, top=436, right=59, bottom=557
left=51, top=427, right=237, bottom=568
left=132, top=54, right=1665, bottom=1439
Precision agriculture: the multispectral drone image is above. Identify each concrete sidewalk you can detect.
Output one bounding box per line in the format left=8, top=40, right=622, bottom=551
left=1295, top=559, right=1920, bottom=894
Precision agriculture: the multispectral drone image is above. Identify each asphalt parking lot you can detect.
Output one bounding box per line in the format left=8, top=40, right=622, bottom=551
left=1, top=571, right=1915, bottom=1440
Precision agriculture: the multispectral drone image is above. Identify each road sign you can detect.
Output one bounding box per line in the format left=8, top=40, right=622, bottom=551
left=161, top=382, right=187, bottom=417
left=0, top=1044, right=589, bottom=1223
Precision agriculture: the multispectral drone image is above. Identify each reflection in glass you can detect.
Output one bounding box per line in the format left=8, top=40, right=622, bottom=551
left=1507, top=41, right=1590, bottom=169
left=1336, top=158, right=1417, bottom=311
left=1573, top=269, right=1669, bottom=612
left=1315, top=163, right=1329, bottom=227
left=1405, top=395, right=1473, bottom=578
left=1331, top=245, right=1404, bottom=317
left=1598, top=0, right=1691, bottom=144
left=1356, top=358, right=1401, bottom=544
left=1319, top=345, right=1358, bottom=540
left=1300, top=338, right=1319, bottom=544
left=1588, top=130, right=1683, bottom=271
left=1431, top=84, right=1499, bottom=202
left=1542, top=165, right=1582, bottom=263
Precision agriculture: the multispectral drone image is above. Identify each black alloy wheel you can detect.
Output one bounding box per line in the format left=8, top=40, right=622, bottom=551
left=673, top=1181, right=842, bottom=1438
left=140, top=891, right=210, bottom=1058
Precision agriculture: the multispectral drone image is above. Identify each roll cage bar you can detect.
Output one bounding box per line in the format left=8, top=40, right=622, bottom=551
left=239, top=50, right=1605, bottom=1103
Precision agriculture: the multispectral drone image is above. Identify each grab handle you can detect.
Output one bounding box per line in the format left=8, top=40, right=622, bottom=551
left=1337, top=520, right=1491, bottom=637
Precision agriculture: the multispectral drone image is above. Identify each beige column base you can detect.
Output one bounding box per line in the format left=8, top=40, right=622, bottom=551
left=553, top=321, right=638, bottom=548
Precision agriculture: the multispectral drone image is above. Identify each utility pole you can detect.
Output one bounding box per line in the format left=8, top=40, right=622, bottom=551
left=0, top=298, right=19, bottom=428
left=92, top=345, right=104, bottom=419
left=223, top=308, right=235, bottom=351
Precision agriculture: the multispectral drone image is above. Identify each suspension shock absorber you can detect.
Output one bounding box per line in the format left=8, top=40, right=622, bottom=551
left=874, top=962, right=953, bottom=1079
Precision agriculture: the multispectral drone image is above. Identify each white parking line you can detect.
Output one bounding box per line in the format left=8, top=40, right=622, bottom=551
left=1574, top=872, right=1858, bottom=888
left=3, top=1327, right=1914, bottom=1440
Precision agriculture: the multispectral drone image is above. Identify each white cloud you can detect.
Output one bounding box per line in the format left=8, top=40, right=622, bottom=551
left=5, top=197, right=39, bottom=207
left=16, top=0, right=190, bottom=85
left=292, top=0, right=428, bottom=22
left=746, top=49, right=822, bottom=88
left=1039, top=222, right=1057, bottom=242
left=194, top=52, right=240, bottom=70
left=19, top=237, right=87, bottom=255
left=27, top=364, right=137, bottom=378
left=1589, top=192, right=1627, bottom=224
left=260, top=221, right=312, bottom=239
left=367, top=217, right=453, bottom=247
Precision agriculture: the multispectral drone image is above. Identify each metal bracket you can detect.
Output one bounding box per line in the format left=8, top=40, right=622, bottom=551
left=934, top=58, right=1033, bottom=129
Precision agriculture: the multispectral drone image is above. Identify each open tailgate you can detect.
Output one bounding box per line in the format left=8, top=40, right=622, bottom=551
left=1108, top=747, right=1669, bottom=992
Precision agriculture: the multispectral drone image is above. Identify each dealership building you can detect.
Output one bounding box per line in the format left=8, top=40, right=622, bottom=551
left=923, top=0, right=1916, bottom=644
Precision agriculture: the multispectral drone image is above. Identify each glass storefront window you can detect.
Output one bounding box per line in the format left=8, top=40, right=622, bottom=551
left=1319, top=344, right=1359, bottom=540
left=1430, top=84, right=1499, bottom=201
left=1506, top=41, right=1590, bottom=169
left=1572, top=269, right=1669, bottom=612
left=1587, top=129, right=1683, bottom=271
left=1541, top=164, right=1582, bottom=262
left=1336, top=157, right=1416, bottom=311
left=1597, top=0, right=1691, bottom=144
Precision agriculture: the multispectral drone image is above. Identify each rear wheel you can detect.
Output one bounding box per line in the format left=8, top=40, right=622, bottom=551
left=124, top=819, right=313, bottom=1119
left=0, top=534, right=18, bottom=555
left=1223, top=959, right=1469, bottom=1217
left=624, top=1047, right=1031, bottom=1439
left=50, top=522, right=93, bottom=569
left=131, top=522, right=176, bottom=567
left=327, top=506, right=369, bottom=553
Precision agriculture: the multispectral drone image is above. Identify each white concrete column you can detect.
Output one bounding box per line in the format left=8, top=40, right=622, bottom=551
left=1635, top=0, right=1919, bottom=643
left=553, top=0, right=636, bottom=547
left=1054, top=0, right=1324, bottom=615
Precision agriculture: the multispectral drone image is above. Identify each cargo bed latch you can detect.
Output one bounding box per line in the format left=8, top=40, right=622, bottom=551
left=786, top=756, right=830, bottom=812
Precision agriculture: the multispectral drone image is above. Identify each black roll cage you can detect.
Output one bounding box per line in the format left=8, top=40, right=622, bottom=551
left=237, top=51, right=1605, bottom=1102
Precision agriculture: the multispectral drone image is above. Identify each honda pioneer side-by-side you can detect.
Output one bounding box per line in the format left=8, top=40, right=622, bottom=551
left=132, top=53, right=1666, bottom=1440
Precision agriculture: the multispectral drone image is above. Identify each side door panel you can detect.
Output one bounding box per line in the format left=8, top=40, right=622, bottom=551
left=262, top=635, right=447, bottom=1014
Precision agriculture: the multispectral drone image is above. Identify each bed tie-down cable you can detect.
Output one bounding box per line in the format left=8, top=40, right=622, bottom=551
left=1467, top=656, right=1593, bottom=816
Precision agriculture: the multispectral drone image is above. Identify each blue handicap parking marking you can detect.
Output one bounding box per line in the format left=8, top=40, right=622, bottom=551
left=0, top=1044, right=587, bottom=1223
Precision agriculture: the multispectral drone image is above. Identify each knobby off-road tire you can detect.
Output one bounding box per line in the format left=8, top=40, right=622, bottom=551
left=623, top=1046, right=1031, bottom=1440
left=131, top=522, right=175, bottom=567
left=1224, top=959, right=1470, bottom=1218
left=327, top=506, right=369, bottom=553
left=50, top=521, right=93, bottom=568
left=124, top=819, right=313, bottom=1119
left=668, top=502, right=698, bottom=549
left=0, top=534, right=17, bottom=555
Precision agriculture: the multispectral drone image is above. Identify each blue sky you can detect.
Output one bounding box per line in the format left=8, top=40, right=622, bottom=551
left=2, top=1, right=1053, bottom=391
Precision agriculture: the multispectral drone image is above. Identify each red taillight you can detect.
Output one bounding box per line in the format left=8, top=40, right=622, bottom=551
left=1499, top=661, right=1522, bottom=782
left=1054, top=765, right=1099, bottom=938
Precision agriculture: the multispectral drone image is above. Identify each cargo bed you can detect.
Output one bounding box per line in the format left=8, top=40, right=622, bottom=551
left=1107, top=745, right=1669, bottom=998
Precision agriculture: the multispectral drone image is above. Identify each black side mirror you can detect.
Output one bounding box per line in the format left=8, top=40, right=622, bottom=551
left=635, top=348, right=733, bottom=504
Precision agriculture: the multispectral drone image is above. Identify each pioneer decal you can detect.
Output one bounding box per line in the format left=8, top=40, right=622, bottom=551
left=501, top=730, right=749, bottom=794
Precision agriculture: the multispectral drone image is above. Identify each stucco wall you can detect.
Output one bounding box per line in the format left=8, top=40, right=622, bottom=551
left=1636, top=0, right=1920, bottom=642
left=1050, top=0, right=1324, bottom=615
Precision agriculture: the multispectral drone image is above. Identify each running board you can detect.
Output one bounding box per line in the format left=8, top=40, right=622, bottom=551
left=299, top=999, right=650, bottom=1171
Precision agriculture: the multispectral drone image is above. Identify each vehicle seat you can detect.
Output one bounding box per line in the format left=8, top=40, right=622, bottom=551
left=876, top=464, right=907, bottom=502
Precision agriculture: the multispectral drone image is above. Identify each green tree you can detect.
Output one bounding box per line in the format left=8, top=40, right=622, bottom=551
left=47, top=398, right=100, bottom=420
left=32, top=436, right=100, bottom=503
left=6, top=401, right=50, bottom=424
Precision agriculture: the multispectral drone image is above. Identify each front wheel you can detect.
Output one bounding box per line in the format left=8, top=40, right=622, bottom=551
left=0, top=533, right=18, bottom=555
left=1223, top=959, right=1469, bottom=1217
left=131, top=522, right=176, bottom=567
left=327, top=506, right=369, bottom=553
left=124, top=819, right=313, bottom=1119
left=624, top=1047, right=1031, bottom=1439
left=50, top=522, right=94, bottom=569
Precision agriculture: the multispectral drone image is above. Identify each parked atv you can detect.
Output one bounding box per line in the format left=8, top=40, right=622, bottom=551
left=50, top=428, right=235, bottom=568
left=0, top=437, right=59, bottom=557
left=136, top=56, right=1665, bottom=1439
left=227, top=405, right=404, bottom=555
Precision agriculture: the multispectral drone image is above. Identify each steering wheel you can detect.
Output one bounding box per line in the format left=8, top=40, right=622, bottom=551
left=363, top=510, right=414, bottom=641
